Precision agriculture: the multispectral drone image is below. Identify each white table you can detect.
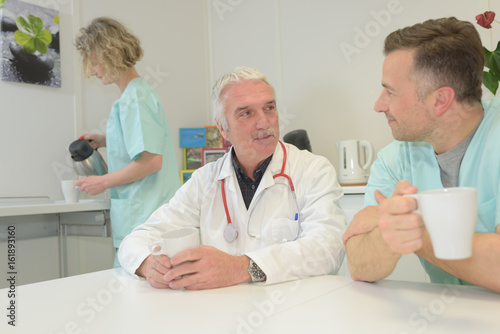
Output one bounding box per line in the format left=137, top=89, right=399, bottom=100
left=1, top=269, right=498, bottom=333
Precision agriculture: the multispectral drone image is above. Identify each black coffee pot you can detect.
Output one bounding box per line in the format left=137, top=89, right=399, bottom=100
left=69, top=139, right=108, bottom=176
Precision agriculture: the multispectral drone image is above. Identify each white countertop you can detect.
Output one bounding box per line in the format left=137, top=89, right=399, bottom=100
left=2, top=269, right=498, bottom=333
left=0, top=199, right=110, bottom=217
left=341, top=185, right=366, bottom=194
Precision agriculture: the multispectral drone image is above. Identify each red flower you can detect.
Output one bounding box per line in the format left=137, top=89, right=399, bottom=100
left=476, top=11, right=496, bottom=29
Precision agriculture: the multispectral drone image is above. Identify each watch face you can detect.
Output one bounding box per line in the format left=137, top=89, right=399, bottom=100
left=249, top=260, right=266, bottom=282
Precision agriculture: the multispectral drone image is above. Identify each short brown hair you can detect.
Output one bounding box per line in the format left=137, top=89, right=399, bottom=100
left=384, top=17, right=484, bottom=104
left=75, top=17, right=143, bottom=81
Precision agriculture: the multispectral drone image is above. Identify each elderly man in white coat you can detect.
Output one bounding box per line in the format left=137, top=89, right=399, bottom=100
left=118, top=67, right=345, bottom=290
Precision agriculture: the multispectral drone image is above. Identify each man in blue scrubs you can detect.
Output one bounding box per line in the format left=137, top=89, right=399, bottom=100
left=343, top=17, right=500, bottom=292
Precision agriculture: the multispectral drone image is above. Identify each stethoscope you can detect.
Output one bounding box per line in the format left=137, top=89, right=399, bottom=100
left=221, top=141, right=301, bottom=243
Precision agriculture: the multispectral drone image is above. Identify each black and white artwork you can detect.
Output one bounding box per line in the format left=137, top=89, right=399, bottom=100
left=0, top=0, right=60, bottom=87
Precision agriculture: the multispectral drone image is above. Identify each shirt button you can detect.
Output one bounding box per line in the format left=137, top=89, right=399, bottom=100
left=251, top=185, right=255, bottom=190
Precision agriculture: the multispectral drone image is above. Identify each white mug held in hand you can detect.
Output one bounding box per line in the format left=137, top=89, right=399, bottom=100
left=61, top=180, right=80, bottom=203
left=407, top=187, right=477, bottom=260
left=148, top=227, right=200, bottom=258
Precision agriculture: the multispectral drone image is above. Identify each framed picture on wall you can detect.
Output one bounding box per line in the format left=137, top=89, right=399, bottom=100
left=0, top=0, right=61, bottom=87
left=183, top=147, right=202, bottom=170
left=180, top=170, right=195, bottom=184
left=179, top=128, right=206, bottom=148
left=205, top=125, right=223, bottom=148
left=202, top=148, right=227, bottom=165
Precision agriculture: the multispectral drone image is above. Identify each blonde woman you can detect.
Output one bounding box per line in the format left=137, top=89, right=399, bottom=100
left=75, top=17, right=181, bottom=267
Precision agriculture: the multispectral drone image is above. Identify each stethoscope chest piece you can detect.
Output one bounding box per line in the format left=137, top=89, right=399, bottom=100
left=224, top=224, right=238, bottom=243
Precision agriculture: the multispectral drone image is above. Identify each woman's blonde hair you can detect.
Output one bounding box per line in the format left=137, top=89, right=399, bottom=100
left=75, top=17, right=143, bottom=81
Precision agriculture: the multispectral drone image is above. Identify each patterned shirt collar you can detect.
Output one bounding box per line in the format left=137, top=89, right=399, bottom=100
left=231, top=149, right=273, bottom=208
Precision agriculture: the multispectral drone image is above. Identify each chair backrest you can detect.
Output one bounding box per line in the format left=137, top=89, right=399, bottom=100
left=283, top=129, right=312, bottom=152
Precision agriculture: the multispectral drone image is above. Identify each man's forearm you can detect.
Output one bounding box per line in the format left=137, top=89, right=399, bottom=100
left=346, top=227, right=401, bottom=282
left=416, top=231, right=500, bottom=292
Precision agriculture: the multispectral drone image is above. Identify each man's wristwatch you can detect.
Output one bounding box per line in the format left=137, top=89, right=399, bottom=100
left=248, top=259, right=266, bottom=282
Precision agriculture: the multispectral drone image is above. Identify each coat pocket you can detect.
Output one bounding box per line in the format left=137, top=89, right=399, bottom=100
left=271, top=217, right=300, bottom=243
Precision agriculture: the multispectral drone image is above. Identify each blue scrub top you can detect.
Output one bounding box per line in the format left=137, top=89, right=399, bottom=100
left=365, top=98, right=500, bottom=286
left=106, top=77, right=181, bottom=248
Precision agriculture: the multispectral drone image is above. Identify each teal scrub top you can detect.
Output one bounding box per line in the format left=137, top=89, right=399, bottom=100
left=365, top=98, right=500, bottom=286
left=106, top=77, right=181, bottom=248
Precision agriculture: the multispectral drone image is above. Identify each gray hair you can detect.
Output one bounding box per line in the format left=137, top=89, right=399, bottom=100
left=211, top=67, right=275, bottom=131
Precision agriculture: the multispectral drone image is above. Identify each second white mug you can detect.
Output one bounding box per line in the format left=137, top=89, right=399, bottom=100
left=61, top=180, right=80, bottom=203
left=408, top=187, right=477, bottom=260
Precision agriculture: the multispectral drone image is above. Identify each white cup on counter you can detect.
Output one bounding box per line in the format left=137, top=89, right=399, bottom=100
left=406, top=187, right=477, bottom=260
left=148, top=227, right=200, bottom=258
left=61, top=180, right=80, bottom=203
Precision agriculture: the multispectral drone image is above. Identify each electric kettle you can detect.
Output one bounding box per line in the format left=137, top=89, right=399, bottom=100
left=69, top=139, right=108, bottom=177
left=336, top=139, right=374, bottom=184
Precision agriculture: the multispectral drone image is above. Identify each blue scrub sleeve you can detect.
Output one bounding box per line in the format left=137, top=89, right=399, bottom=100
left=118, top=84, right=167, bottom=161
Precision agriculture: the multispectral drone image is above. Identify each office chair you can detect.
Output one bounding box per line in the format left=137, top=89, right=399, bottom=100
left=283, top=129, right=312, bottom=152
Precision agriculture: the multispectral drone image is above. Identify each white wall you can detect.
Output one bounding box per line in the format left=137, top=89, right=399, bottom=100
left=208, top=0, right=493, bottom=172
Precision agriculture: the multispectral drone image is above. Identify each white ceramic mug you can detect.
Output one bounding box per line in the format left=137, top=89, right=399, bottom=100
left=61, top=180, right=80, bottom=203
left=148, top=227, right=200, bottom=258
left=407, top=187, right=477, bottom=260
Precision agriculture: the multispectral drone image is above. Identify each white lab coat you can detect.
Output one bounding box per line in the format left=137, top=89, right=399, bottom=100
left=118, top=143, right=346, bottom=285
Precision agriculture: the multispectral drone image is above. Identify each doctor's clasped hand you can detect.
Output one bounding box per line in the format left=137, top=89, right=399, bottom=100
left=139, top=245, right=253, bottom=290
